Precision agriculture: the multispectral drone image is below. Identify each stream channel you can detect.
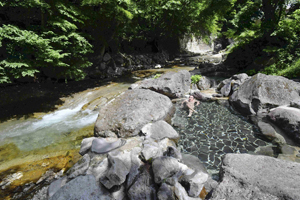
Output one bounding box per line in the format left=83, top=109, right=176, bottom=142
left=0, top=65, right=272, bottom=199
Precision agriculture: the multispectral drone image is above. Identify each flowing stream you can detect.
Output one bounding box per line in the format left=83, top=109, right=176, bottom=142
left=0, top=65, right=272, bottom=198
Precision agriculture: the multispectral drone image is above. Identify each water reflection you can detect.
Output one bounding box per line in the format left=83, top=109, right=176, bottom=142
left=172, top=101, right=271, bottom=178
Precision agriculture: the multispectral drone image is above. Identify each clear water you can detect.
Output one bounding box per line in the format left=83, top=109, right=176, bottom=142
left=172, top=101, right=271, bottom=177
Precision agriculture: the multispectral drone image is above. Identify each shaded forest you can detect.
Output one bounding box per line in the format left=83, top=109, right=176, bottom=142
left=0, top=0, right=300, bottom=84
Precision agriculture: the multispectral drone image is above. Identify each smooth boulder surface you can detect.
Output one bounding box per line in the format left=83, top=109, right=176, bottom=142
left=211, top=153, right=300, bottom=200
left=133, top=70, right=191, bottom=98
left=141, top=120, right=180, bottom=141
left=49, top=175, right=110, bottom=200
left=268, top=106, right=300, bottom=144
left=94, top=89, right=173, bottom=138
left=230, top=73, right=300, bottom=115
left=217, top=73, right=249, bottom=97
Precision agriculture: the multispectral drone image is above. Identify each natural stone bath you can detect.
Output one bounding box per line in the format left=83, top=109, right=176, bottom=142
left=172, top=100, right=272, bottom=179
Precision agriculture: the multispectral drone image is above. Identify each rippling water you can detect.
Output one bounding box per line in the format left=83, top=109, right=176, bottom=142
left=172, top=101, right=271, bottom=178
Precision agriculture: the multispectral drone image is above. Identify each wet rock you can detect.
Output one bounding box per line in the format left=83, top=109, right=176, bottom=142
left=49, top=175, right=110, bottom=200
left=79, top=137, right=95, bottom=156
left=67, top=154, right=90, bottom=180
left=133, top=70, right=191, bottom=98
left=127, top=164, right=157, bottom=200
left=157, top=183, right=176, bottom=200
left=229, top=73, right=300, bottom=115
left=257, top=121, right=286, bottom=144
left=47, top=177, right=67, bottom=198
left=141, top=120, right=180, bottom=141
left=211, top=153, right=300, bottom=200
left=268, top=106, right=300, bottom=144
left=100, top=150, right=131, bottom=189
left=94, top=89, right=173, bottom=138
left=192, top=91, right=214, bottom=101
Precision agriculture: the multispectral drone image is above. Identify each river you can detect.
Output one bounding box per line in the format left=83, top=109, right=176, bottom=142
left=0, top=66, right=194, bottom=199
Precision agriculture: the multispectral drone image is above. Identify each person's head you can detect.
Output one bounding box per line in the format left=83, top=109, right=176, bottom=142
left=188, top=95, right=194, bottom=101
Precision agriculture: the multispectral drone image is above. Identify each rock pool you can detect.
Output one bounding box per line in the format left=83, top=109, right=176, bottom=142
left=172, top=100, right=272, bottom=179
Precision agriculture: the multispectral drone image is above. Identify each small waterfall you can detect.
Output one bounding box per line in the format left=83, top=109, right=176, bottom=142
left=180, top=35, right=213, bottom=53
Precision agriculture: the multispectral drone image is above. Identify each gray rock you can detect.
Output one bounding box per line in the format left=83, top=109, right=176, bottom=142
left=179, top=154, right=209, bottom=197
left=291, top=100, right=300, bottom=109
left=141, top=120, right=180, bottom=141
left=174, top=181, right=201, bottom=200
left=79, top=137, right=95, bottom=156
left=47, top=177, right=67, bottom=198
left=220, top=81, right=231, bottom=97
left=157, top=183, right=176, bottom=200
left=229, top=73, right=300, bottom=115
left=91, top=138, right=126, bottom=154
left=268, top=106, right=300, bottom=144
left=111, top=185, right=126, bottom=200
left=134, top=70, right=191, bottom=98
left=152, top=156, right=194, bottom=184
left=142, top=138, right=163, bottom=161
left=163, top=146, right=182, bottom=161
left=181, top=154, right=207, bottom=174
left=192, top=91, right=214, bottom=101
left=86, top=156, right=109, bottom=183
left=32, top=186, right=49, bottom=200
left=232, top=73, right=249, bottom=82
left=94, top=89, right=173, bottom=138
left=257, top=121, right=286, bottom=144
left=100, top=150, right=131, bottom=189
left=196, top=76, right=211, bottom=90
left=211, top=153, right=300, bottom=200
left=67, top=154, right=90, bottom=180
left=103, top=53, right=111, bottom=62
left=127, top=164, right=157, bottom=200
left=127, top=147, right=143, bottom=188
left=49, top=175, right=111, bottom=200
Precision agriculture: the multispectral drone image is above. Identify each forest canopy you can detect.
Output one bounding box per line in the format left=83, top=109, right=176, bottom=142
left=0, top=0, right=300, bottom=83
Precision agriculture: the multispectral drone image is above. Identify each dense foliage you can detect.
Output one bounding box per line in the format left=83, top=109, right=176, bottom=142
left=1, top=0, right=300, bottom=83
left=0, top=0, right=235, bottom=83
left=222, top=0, right=300, bottom=78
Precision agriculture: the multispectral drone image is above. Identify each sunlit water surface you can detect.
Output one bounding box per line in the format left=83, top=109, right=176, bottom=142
left=172, top=101, right=271, bottom=179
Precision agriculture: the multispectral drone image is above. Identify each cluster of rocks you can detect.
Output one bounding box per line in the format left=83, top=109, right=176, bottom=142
left=34, top=70, right=300, bottom=200
left=39, top=70, right=217, bottom=199
left=87, top=52, right=170, bottom=79
left=228, top=73, right=300, bottom=146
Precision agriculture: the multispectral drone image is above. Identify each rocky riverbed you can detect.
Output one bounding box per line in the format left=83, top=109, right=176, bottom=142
left=29, top=69, right=300, bottom=200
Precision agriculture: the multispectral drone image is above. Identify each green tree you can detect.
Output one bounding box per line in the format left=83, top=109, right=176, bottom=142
left=0, top=0, right=93, bottom=83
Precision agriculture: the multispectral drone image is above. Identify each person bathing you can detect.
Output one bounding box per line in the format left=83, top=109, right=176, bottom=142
left=181, top=95, right=200, bottom=117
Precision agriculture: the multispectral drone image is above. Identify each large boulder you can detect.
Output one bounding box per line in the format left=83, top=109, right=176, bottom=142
left=229, top=73, right=300, bottom=115
left=141, top=120, right=180, bottom=142
left=133, top=70, right=191, bottom=98
left=268, top=106, right=300, bottom=144
left=211, top=153, right=300, bottom=200
left=94, top=89, right=173, bottom=138
left=216, top=73, right=249, bottom=97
